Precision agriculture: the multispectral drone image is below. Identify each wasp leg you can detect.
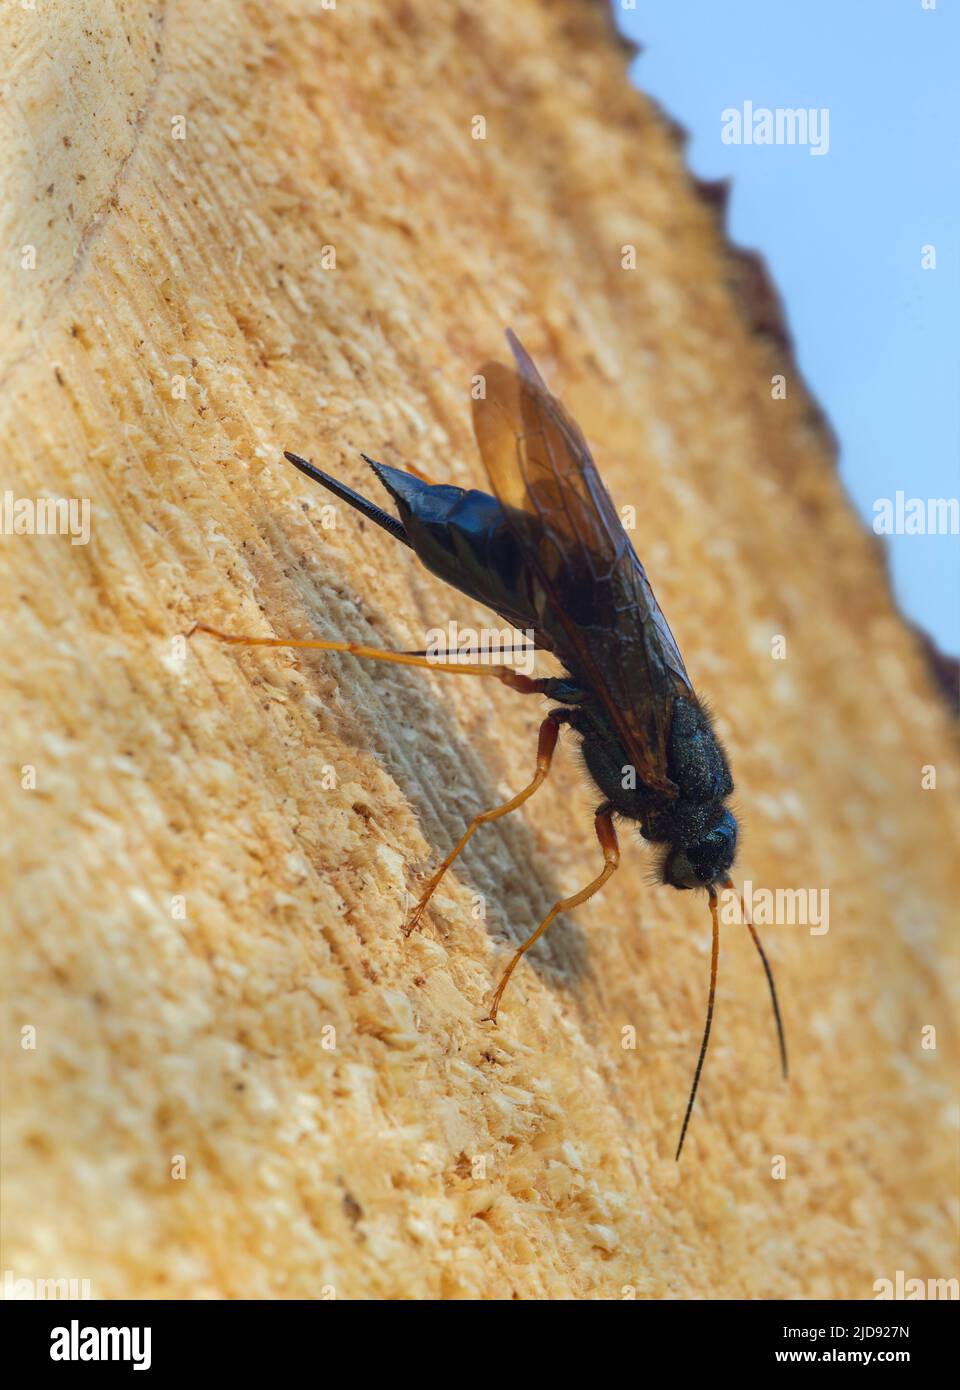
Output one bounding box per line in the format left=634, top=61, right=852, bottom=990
left=404, top=709, right=574, bottom=937
left=188, top=624, right=555, bottom=695
left=485, top=804, right=620, bottom=1023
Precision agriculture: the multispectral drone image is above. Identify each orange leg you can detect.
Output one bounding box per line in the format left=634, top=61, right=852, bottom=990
left=485, top=804, right=620, bottom=1023
left=404, top=711, right=570, bottom=937
left=188, top=623, right=554, bottom=696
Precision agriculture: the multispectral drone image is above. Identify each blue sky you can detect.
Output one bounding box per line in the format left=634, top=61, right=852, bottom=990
left=614, top=0, right=959, bottom=655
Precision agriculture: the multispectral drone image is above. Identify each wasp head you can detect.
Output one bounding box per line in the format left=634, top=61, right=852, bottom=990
left=661, top=809, right=737, bottom=891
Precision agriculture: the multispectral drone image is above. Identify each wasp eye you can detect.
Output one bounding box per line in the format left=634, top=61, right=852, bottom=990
left=662, top=847, right=699, bottom=890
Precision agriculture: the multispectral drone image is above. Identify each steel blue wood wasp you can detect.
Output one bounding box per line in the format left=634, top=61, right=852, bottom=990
left=192, top=330, right=787, bottom=1158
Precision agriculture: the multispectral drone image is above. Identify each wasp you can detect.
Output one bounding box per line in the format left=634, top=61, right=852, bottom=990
left=192, top=330, right=787, bottom=1157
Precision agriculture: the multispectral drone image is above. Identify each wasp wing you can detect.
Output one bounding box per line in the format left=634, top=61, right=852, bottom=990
left=472, top=330, right=694, bottom=798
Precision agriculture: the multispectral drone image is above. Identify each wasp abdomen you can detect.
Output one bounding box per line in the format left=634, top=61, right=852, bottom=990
left=370, top=464, right=543, bottom=639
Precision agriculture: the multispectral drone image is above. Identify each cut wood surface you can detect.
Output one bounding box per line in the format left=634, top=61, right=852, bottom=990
left=2, top=0, right=957, bottom=1299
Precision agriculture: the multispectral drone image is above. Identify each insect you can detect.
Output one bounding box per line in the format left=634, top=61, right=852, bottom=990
left=192, top=329, right=787, bottom=1158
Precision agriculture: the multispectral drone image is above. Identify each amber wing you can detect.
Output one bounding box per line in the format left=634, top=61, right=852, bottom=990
left=472, top=330, right=694, bottom=798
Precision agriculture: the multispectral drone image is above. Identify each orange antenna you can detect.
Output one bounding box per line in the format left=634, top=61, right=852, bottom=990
left=675, top=879, right=790, bottom=1161
left=675, top=885, right=721, bottom=1161
left=724, top=876, right=788, bottom=1081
